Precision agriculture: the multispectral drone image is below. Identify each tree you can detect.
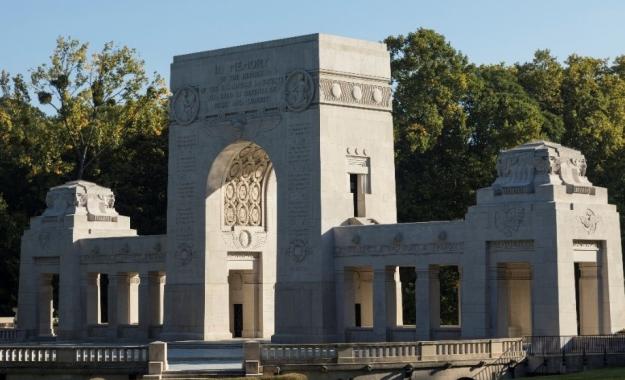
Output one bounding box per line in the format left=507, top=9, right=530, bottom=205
left=466, top=64, right=543, bottom=170
left=0, top=38, right=169, bottom=315
left=561, top=55, right=625, bottom=180
left=30, top=37, right=167, bottom=179
left=516, top=50, right=565, bottom=142
left=385, top=29, right=476, bottom=223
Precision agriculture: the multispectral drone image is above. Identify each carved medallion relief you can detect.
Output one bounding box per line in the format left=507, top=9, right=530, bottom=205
left=494, top=207, right=525, bottom=236
left=579, top=208, right=600, bottom=234
left=284, top=70, right=314, bottom=112
left=172, top=86, right=200, bottom=125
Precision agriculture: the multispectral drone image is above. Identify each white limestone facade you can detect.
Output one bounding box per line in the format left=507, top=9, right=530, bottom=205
left=16, top=34, right=625, bottom=344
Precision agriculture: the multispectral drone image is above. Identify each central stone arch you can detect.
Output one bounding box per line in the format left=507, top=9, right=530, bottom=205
left=205, top=141, right=277, bottom=339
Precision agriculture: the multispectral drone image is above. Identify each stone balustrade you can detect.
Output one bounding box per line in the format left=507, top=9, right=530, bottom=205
left=250, top=337, right=525, bottom=374
left=0, top=347, right=56, bottom=362
left=261, top=344, right=337, bottom=364
left=0, top=344, right=148, bottom=369
left=0, top=328, right=23, bottom=342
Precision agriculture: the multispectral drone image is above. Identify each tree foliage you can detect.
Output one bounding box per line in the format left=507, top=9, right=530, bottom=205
left=30, top=37, right=167, bottom=179
left=0, top=37, right=169, bottom=314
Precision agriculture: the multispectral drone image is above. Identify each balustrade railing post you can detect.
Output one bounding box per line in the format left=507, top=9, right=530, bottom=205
left=244, top=341, right=261, bottom=376
left=336, top=344, right=354, bottom=364
left=420, top=342, right=437, bottom=361
left=54, top=347, right=73, bottom=363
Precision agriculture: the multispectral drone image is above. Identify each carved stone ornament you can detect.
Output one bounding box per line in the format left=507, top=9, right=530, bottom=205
left=287, top=238, right=311, bottom=263
left=205, top=113, right=282, bottom=143
left=41, top=180, right=119, bottom=223
left=392, top=233, right=403, bottom=247
left=284, top=70, right=314, bottom=112
left=223, top=143, right=272, bottom=227
left=38, top=232, right=50, bottom=249
left=222, top=230, right=267, bottom=250
left=175, top=242, right=194, bottom=266
left=238, top=230, right=252, bottom=248
left=579, top=208, right=600, bottom=235
left=319, top=78, right=392, bottom=110
left=495, top=207, right=525, bottom=236
left=492, top=140, right=595, bottom=196
left=172, top=86, right=200, bottom=125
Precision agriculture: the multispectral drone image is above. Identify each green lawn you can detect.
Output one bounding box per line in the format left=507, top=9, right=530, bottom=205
left=533, top=367, right=625, bottom=379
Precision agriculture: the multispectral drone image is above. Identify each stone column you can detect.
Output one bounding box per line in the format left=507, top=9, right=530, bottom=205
left=335, top=268, right=346, bottom=340
left=373, top=267, right=388, bottom=341
left=38, top=273, right=54, bottom=337
left=395, top=268, right=404, bottom=326
left=138, top=272, right=150, bottom=336
left=128, top=273, right=140, bottom=324
left=415, top=266, right=430, bottom=340
left=85, top=273, right=101, bottom=325
left=345, top=269, right=356, bottom=329
left=149, top=272, right=166, bottom=326
left=497, top=266, right=510, bottom=337
left=117, top=273, right=131, bottom=325
left=429, top=267, right=440, bottom=332
left=385, top=267, right=399, bottom=329
left=488, top=264, right=499, bottom=337
left=107, top=273, right=119, bottom=337
left=242, top=271, right=258, bottom=338
left=579, top=263, right=600, bottom=335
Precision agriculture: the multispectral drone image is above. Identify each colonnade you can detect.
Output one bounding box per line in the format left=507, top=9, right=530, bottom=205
left=36, top=271, right=166, bottom=339
left=335, top=265, right=459, bottom=342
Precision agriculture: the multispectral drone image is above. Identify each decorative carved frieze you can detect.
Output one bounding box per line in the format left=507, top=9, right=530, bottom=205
left=222, top=230, right=267, bottom=250
left=335, top=241, right=464, bottom=257
left=319, top=77, right=391, bottom=111
left=204, top=112, right=282, bottom=142
left=573, top=240, right=601, bottom=250
left=33, top=256, right=60, bottom=266
left=80, top=243, right=165, bottom=265
left=489, top=240, right=534, bottom=251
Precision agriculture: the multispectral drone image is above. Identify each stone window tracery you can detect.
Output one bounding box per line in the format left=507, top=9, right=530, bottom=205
left=223, top=144, right=272, bottom=228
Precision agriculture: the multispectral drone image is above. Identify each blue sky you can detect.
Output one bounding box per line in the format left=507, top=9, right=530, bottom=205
left=2, top=0, right=625, bottom=85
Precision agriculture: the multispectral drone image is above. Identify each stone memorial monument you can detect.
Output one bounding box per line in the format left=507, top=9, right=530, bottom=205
left=15, top=34, right=625, bottom=344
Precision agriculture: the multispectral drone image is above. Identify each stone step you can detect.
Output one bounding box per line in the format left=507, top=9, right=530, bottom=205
left=162, top=369, right=245, bottom=379
left=168, top=347, right=243, bottom=361
left=165, top=340, right=245, bottom=375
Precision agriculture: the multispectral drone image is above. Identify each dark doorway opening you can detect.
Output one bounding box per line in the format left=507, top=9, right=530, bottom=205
left=355, top=303, right=362, bottom=327
left=233, top=303, right=243, bottom=338
left=349, top=174, right=358, bottom=217
left=574, top=263, right=581, bottom=335
left=100, top=274, right=109, bottom=323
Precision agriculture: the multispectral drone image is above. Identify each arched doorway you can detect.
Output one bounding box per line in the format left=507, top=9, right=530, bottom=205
left=206, top=141, right=277, bottom=339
